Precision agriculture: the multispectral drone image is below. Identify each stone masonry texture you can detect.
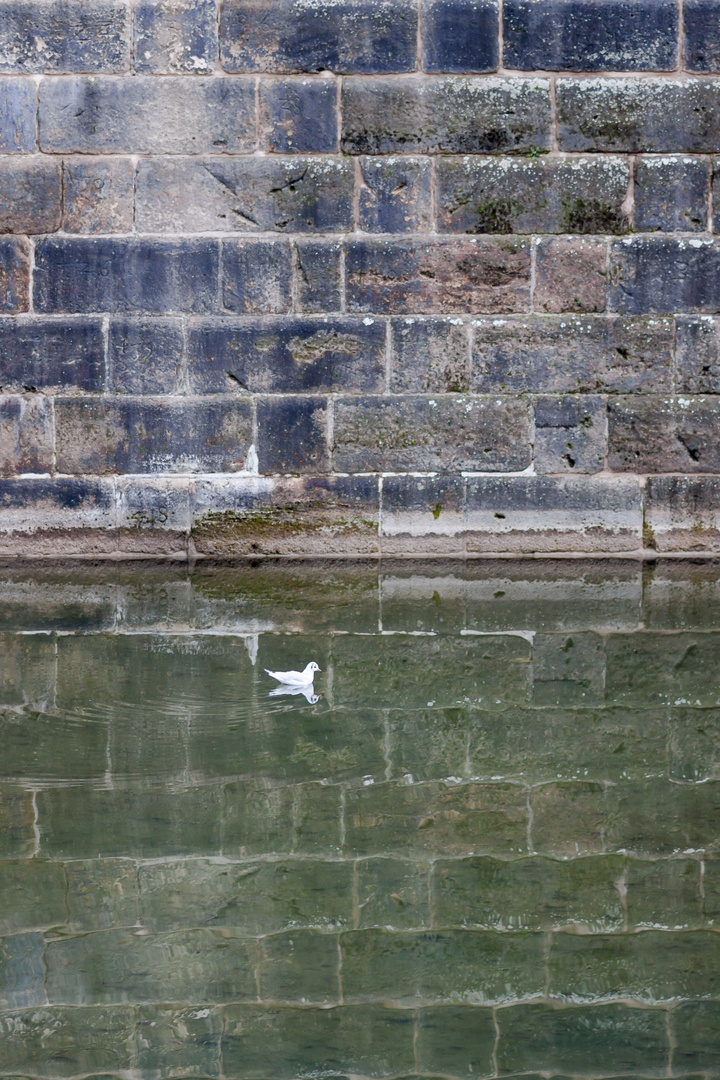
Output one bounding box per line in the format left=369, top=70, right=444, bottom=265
left=2, top=0, right=720, bottom=555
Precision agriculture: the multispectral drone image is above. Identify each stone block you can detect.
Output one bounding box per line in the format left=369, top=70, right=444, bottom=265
left=222, top=780, right=294, bottom=857
left=221, top=1003, right=416, bottom=1077
left=0, top=316, right=104, bottom=391
left=0, top=158, right=62, bottom=233
left=473, top=315, right=672, bottom=394
left=677, top=316, right=720, bottom=393
left=341, top=927, right=545, bottom=1005
left=136, top=1004, right=222, bottom=1077
left=0, top=783, right=33, bottom=856
left=433, top=854, right=625, bottom=932
left=108, top=317, right=184, bottom=394
left=534, top=395, right=606, bottom=475
left=259, top=929, right=340, bottom=1003
left=438, top=157, right=629, bottom=235
left=294, top=241, right=342, bottom=312
left=0, top=0, right=130, bottom=72
left=606, top=631, right=720, bottom=707
left=645, top=476, right=720, bottom=552
left=391, top=317, right=470, bottom=393
left=255, top=397, right=328, bottom=474
left=673, top=1001, right=720, bottom=1071
left=220, top=0, right=417, bottom=73
left=344, top=780, right=528, bottom=857
left=0, top=932, right=45, bottom=1009
left=496, top=1002, right=669, bottom=1075
left=0, top=237, right=29, bottom=313
left=503, top=0, right=678, bottom=70
left=188, top=317, right=385, bottom=394
left=359, top=157, right=433, bottom=233
left=116, top=476, right=192, bottom=552
left=381, top=475, right=465, bottom=554
left=604, top=779, right=720, bottom=854
left=0, top=861, right=67, bottom=935
left=222, top=240, right=292, bottom=314
left=55, top=397, right=252, bottom=474
left=608, top=396, right=720, bottom=472
left=535, top=237, right=608, bottom=314
left=641, top=561, right=720, bottom=631
left=294, top=782, right=344, bottom=854
left=39, top=76, right=255, bottom=153
left=635, top=156, right=708, bottom=232
left=532, top=780, right=607, bottom=856
left=421, top=0, right=499, bottom=72
left=35, top=237, right=219, bottom=314
left=357, top=857, right=431, bottom=929
left=0, top=395, right=53, bottom=476
left=260, top=77, right=338, bottom=152
left=346, top=238, right=531, bottom=314
left=670, top=707, right=720, bottom=782
left=0, top=77, right=35, bottom=152
left=62, top=156, right=134, bottom=233
left=0, top=478, right=115, bottom=553
left=557, top=77, right=720, bottom=153
left=0, top=710, right=106, bottom=783
left=0, top=1005, right=136, bottom=1076
left=465, top=475, right=642, bottom=553
left=610, top=236, right=720, bottom=313
left=532, top=630, right=605, bottom=704
left=134, top=0, right=218, bottom=73
left=706, top=857, right=720, bottom=923
left=417, top=1006, right=496, bottom=1077
left=135, top=156, right=353, bottom=232
left=0, top=630, right=56, bottom=707
left=685, top=0, right=720, bottom=71
left=65, top=859, right=140, bottom=931
left=341, top=76, right=551, bottom=155
left=333, top=395, right=530, bottom=473
left=625, top=858, right=703, bottom=930
left=45, top=927, right=258, bottom=1005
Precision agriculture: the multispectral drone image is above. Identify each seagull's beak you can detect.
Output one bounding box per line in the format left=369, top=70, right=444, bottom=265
left=316, top=667, right=322, bottom=672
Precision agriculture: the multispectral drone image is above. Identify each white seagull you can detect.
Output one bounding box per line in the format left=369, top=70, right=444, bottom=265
left=264, top=661, right=320, bottom=687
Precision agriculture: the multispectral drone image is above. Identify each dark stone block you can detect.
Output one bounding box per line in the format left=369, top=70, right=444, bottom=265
left=422, top=0, right=499, bottom=72
left=609, top=237, right=720, bottom=314
left=707, top=162, right=720, bottom=232
left=535, top=237, right=608, bottom=314
left=55, top=397, right=253, bottom=474
left=359, top=157, right=433, bottom=233
left=135, top=157, right=354, bottom=233
left=534, top=395, right=606, bottom=475
left=260, top=78, right=338, bottom=152
left=437, top=156, right=629, bottom=234
left=391, top=317, right=471, bottom=392
left=295, top=241, right=342, bottom=312
left=417, top=1007, right=496, bottom=1076
left=635, top=156, right=708, bottom=232
left=558, top=78, right=720, bottom=152
left=34, top=238, right=220, bottom=314
left=0, top=396, right=53, bottom=476
left=608, top=395, right=720, bottom=472
left=134, top=0, right=218, bottom=73
left=677, top=316, right=720, bottom=393
left=108, top=318, right=185, bottom=394
left=136, top=1005, right=221, bottom=1078
left=0, top=316, right=104, bottom=391
left=0, top=237, right=30, bottom=313
left=673, top=1001, right=720, bottom=1070
left=220, top=0, right=418, bottom=73
left=222, top=240, right=292, bottom=314
left=685, top=0, right=720, bottom=71
left=62, top=156, right=134, bottom=233
left=256, top=396, right=329, bottom=474
left=0, top=1005, right=136, bottom=1076
left=341, top=76, right=551, bottom=155
left=0, top=477, right=114, bottom=513
left=0, top=159, right=62, bottom=233
left=39, top=76, right=255, bottom=154
left=0, top=0, right=130, bottom=73
left=188, top=318, right=385, bottom=393
left=381, top=474, right=466, bottom=546
left=503, top=0, right=678, bottom=71
left=645, top=475, right=720, bottom=551
left=0, top=78, right=36, bottom=152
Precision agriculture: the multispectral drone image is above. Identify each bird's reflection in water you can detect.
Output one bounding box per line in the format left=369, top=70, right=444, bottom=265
left=268, top=683, right=320, bottom=704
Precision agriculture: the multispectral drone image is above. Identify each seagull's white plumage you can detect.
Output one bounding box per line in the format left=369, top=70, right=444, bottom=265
left=264, top=661, right=320, bottom=686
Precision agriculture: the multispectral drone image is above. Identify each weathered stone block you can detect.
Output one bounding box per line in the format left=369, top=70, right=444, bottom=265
left=116, top=476, right=192, bottom=552
left=39, top=76, right=255, bottom=153
left=359, top=157, right=433, bottom=233
left=685, top=0, right=720, bottom=71
left=0, top=395, right=53, bottom=476
left=608, top=396, right=720, bottom=472
left=645, top=476, right=720, bottom=552
left=0, top=630, right=57, bottom=706
left=0, top=158, right=61, bottom=233
left=62, top=156, right=134, bottom=233
left=438, top=157, right=629, bottom=235
left=259, top=929, right=340, bottom=1003
left=677, top=316, right=720, bottom=393
left=558, top=77, right=720, bottom=152
left=222, top=240, right=292, bottom=314
left=341, top=927, right=545, bottom=1005
left=341, top=76, right=551, bottom=155
left=417, top=1006, right=496, bottom=1077
left=134, top=0, right=218, bottom=73
left=294, top=241, right=342, bottom=312
left=0, top=316, right=104, bottom=391
left=421, top=0, right=498, bottom=72
left=0, top=77, right=35, bottom=152
left=0, top=933, right=45, bottom=1009
left=534, top=395, right=606, bottom=475
left=260, top=77, right=338, bottom=153
left=535, top=237, right=608, bottom=314
left=532, top=780, right=607, bottom=856
left=391, top=317, right=470, bottom=393
left=222, top=780, right=294, bottom=857
left=65, top=859, right=140, bottom=931
left=610, top=236, right=720, bottom=313
left=674, top=1001, right=720, bottom=1071
left=706, top=856, right=720, bottom=924
left=257, top=397, right=329, bottom=474
left=136, top=1004, right=222, bottom=1077
left=381, top=475, right=465, bottom=554
left=626, top=858, right=702, bottom=930
left=0, top=237, right=29, bottom=313
left=135, top=156, right=353, bottom=232
left=0, top=0, right=130, bottom=72
left=0, top=1005, right=136, bottom=1076
left=0, top=478, right=115, bottom=552
left=0, top=783, right=33, bottom=856
left=346, top=238, right=531, bottom=314
left=220, top=0, right=418, bottom=73
left=294, top=781, right=344, bottom=853
left=670, top=707, right=720, bottom=782
left=504, top=0, right=678, bottom=70
left=333, top=395, right=530, bottom=473
left=635, top=156, right=708, bottom=232
left=108, top=317, right=184, bottom=394
left=0, top=861, right=67, bottom=935
left=357, top=857, right=431, bottom=929
left=532, top=630, right=605, bottom=704
left=34, top=238, right=219, bottom=314
left=606, top=632, right=720, bottom=707
left=605, top=779, right=720, bottom=854
left=472, top=315, right=672, bottom=394
left=55, top=397, right=252, bottom=474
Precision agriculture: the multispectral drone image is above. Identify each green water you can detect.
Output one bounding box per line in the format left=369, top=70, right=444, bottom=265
left=0, top=559, right=719, bottom=1078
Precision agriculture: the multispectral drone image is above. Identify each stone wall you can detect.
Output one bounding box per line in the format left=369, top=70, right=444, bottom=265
left=3, top=0, right=720, bottom=556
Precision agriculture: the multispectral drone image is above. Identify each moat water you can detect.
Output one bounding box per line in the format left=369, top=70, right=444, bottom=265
left=0, top=559, right=719, bottom=1078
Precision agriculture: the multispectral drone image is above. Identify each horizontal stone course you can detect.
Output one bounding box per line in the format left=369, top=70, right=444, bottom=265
left=0, top=0, right=131, bottom=73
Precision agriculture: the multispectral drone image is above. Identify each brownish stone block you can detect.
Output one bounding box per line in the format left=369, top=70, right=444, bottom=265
left=62, top=157, right=134, bottom=234
left=0, top=395, right=53, bottom=476
left=0, top=237, right=29, bottom=313
left=534, top=237, right=608, bottom=314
